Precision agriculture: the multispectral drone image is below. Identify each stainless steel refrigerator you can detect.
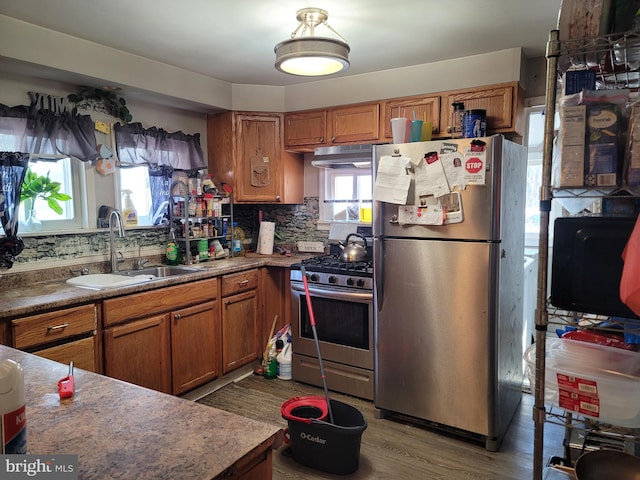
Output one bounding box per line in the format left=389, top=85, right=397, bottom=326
left=373, top=135, right=526, bottom=451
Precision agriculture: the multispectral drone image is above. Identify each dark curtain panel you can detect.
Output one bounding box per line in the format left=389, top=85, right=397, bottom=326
left=0, top=93, right=98, bottom=162
left=0, top=152, right=29, bottom=269
left=148, top=166, right=173, bottom=225
left=114, top=122, right=205, bottom=169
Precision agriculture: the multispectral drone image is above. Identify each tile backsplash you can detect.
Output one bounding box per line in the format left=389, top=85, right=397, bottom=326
left=4, top=197, right=327, bottom=273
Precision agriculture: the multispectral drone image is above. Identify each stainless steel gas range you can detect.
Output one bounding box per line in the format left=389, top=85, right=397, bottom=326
left=290, top=255, right=374, bottom=400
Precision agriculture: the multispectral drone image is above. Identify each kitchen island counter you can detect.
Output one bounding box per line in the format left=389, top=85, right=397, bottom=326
left=0, top=344, right=282, bottom=479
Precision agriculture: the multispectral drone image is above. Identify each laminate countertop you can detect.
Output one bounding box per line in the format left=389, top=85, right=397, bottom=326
left=0, top=255, right=309, bottom=320
left=0, top=344, right=283, bottom=479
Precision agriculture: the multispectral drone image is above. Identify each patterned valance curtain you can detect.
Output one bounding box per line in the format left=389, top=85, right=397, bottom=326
left=0, top=152, right=29, bottom=269
left=113, top=122, right=205, bottom=170
left=0, top=93, right=98, bottom=162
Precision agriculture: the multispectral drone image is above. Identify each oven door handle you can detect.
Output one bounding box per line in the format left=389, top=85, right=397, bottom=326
left=291, top=283, right=372, bottom=302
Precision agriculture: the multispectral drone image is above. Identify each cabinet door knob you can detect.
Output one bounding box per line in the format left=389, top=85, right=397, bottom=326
left=174, top=314, right=182, bottom=320
left=275, top=195, right=281, bottom=202
left=331, top=136, right=336, bottom=142
left=319, top=137, right=324, bottom=143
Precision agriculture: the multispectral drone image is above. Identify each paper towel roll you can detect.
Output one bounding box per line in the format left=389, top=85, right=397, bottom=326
left=257, top=221, right=275, bottom=255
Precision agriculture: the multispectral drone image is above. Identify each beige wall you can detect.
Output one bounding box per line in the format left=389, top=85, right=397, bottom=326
left=0, top=14, right=529, bottom=115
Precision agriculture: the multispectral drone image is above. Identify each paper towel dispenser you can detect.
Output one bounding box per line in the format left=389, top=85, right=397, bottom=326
left=312, top=144, right=374, bottom=169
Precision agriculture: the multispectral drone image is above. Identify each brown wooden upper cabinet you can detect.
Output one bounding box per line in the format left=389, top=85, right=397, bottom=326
left=284, top=110, right=327, bottom=148
left=208, top=112, right=303, bottom=204
left=439, top=82, right=524, bottom=138
left=382, top=95, right=441, bottom=139
left=284, top=103, right=380, bottom=151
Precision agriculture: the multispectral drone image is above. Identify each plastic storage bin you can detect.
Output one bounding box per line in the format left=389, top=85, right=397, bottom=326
left=525, top=337, right=640, bottom=426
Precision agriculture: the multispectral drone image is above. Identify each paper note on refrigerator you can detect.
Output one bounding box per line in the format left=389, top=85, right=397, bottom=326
left=414, top=153, right=450, bottom=198
left=374, top=155, right=412, bottom=204
left=440, top=152, right=467, bottom=190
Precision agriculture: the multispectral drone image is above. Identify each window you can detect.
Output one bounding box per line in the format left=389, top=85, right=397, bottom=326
left=319, top=167, right=372, bottom=223
left=19, top=157, right=87, bottom=232
left=117, top=165, right=153, bottom=226
left=524, top=107, right=545, bottom=245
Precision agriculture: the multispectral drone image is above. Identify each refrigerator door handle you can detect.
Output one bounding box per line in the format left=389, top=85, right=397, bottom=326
left=374, top=238, right=383, bottom=310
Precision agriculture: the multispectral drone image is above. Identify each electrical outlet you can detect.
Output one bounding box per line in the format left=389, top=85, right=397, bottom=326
left=297, top=241, right=325, bottom=253
left=95, top=121, right=110, bottom=134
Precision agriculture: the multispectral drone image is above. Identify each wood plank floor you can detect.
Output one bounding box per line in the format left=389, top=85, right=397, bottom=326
left=196, top=371, right=566, bottom=479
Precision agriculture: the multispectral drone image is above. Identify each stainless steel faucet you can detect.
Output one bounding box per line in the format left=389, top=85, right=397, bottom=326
left=109, top=209, right=126, bottom=272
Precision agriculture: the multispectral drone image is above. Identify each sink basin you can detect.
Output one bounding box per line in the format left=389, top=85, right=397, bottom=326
left=66, top=273, right=156, bottom=290
left=117, top=266, right=200, bottom=278
left=66, top=266, right=199, bottom=290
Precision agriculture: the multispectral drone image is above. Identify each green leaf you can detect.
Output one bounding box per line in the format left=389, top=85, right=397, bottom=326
left=46, top=198, right=63, bottom=215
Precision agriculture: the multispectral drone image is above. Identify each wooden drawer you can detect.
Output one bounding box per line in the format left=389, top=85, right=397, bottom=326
left=221, top=269, right=259, bottom=297
left=103, top=278, right=218, bottom=326
left=12, top=304, right=97, bottom=350
left=34, top=336, right=97, bottom=372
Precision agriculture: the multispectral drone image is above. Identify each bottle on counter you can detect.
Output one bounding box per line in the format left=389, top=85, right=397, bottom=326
left=0, top=359, right=26, bottom=454
left=165, top=229, right=180, bottom=266
left=232, top=221, right=245, bottom=256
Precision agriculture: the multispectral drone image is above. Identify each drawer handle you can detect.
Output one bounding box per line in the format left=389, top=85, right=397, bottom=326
left=236, top=279, right=249, bottom=286
left=47, top=322, right=69, bottom=332
left=174, top=314, right=182, bottom=320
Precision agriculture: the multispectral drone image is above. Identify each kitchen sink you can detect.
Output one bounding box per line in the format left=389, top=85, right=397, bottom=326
left=117, top=265, right=200, bottom=278
left=66, top=265, right=200, bottom=290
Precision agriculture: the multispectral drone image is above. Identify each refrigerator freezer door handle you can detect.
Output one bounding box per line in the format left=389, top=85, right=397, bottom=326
left=374, top=238, right=383, bottom=310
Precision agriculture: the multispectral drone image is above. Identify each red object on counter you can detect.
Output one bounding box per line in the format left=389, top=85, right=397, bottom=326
left=561, top=330, right=636, bottom=351
left=57, top=361, right=75, bottom=398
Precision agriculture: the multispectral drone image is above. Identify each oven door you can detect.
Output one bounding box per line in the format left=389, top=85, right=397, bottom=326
left=290, top=281, right=373, bottom=370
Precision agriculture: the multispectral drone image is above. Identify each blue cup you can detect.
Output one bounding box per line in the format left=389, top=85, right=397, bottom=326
left=410, top=120, right=423, bottom=142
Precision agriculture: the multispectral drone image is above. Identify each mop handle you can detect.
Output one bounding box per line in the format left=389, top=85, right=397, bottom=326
left=301, top=270, right=317, bottom=327
left=300, top=265, right=334, bottom=424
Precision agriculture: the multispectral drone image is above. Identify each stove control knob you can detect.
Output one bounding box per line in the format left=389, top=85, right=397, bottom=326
left=310, top=274, right=319, bottom=282
left=356, top=279, right=365, bottom=287
left=328, top=276, right=338, bottom=284
left=346, top=278, right=355, bottom=286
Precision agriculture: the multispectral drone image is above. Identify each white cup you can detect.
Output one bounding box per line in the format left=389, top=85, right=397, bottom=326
left=391, top=117, right=408, bottom=144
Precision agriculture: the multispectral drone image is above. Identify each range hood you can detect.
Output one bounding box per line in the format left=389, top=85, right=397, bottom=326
left=311, top=144, right=374, bottom=168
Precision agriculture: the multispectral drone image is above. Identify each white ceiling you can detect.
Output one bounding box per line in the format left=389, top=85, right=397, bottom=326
left=0, top=0, right=562, bottom=88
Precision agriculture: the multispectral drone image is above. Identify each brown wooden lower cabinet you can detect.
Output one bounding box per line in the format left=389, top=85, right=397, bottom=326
left=103, top=313, right=172, bottom=393
left=10, top=303, right=99, bottom=372
left=171, top=300, right=221, bottom=395
left=102, top=278, right=220, bottom=395
left=222, top=289, right=259, bottom=374
left=35, top=336, right=97, bottom=372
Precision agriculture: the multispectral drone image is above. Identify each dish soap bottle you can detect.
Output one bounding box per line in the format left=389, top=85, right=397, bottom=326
left=122, top=190, right=138, bottom=227
left=165, top=228, right=180, bottom=266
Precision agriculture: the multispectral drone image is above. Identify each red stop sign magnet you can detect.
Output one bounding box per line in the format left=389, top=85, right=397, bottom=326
left=465, top=157, right=483, bottom=174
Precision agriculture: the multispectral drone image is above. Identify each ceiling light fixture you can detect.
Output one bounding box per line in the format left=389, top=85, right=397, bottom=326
left=274, top=8, right=350, bottom=77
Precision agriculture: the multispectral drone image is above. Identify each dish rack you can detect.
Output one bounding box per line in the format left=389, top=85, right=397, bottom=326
left=533, top=29, right=640, bottom=480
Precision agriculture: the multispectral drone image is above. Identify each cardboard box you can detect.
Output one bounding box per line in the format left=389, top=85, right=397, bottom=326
left=585, top=103, right=620, bottom=187
left=557, top=105, right=586, bottom=187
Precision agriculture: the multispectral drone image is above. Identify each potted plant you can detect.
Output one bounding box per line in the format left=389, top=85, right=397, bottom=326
left=20, top=168, right=72, bottom=230
left=67, top=86, right=133, bottom=123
